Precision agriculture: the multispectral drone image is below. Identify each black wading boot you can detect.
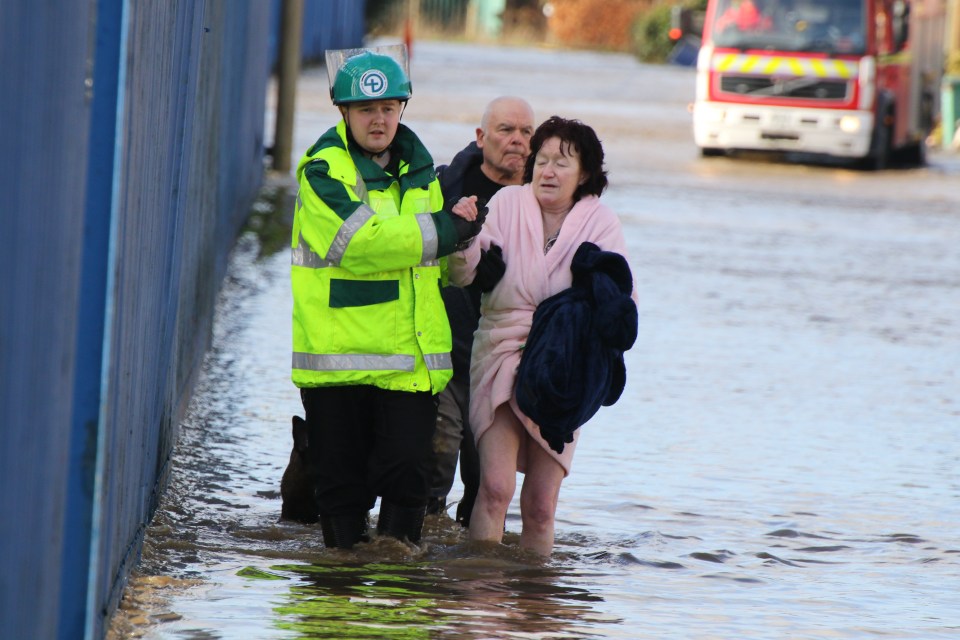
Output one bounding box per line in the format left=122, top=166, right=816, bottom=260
left=319, top=512, right=370, bottom=549
left=280, top=416, right=320, bottom=524
left=377, top=501, right=427, bottom=544
left=454, top=493, right=476, bottom=529
left=426, top=496, right=446, bottom=516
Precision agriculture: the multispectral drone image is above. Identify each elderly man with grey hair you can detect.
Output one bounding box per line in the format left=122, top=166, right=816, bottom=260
left=427, top=96, right=536, bottom=527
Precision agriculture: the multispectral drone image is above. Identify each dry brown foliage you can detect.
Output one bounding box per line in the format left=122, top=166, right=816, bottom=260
left=546, top=0, right=658, bottom=51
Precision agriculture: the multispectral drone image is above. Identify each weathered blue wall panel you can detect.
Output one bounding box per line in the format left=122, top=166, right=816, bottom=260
left=269, top=0, right=368, bottom=66
left=86, top=3, right=212, bottom=633
left=84, top=2, right=273, bottom=637
left=302, top=0, right=368, bottom=61
left=0, top=0, right=363, bottom=638
left=60, top=0, right=126, bottom=636
left=0, top=2, right=92, bottom=638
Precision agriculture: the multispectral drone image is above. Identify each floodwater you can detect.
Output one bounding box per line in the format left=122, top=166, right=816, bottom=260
left=108, top=42, right=960, bottom=639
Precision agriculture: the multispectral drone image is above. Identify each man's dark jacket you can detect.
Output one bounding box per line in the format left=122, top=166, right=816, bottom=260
left=436, top=142, right=484, bottom=382
left=515, top=241, right=638, bottom=453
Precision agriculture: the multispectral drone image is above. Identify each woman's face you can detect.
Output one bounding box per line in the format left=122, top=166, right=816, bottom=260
left=531, top=136, right=584, bottom=213
left=343, top=99, right=401, bottom=155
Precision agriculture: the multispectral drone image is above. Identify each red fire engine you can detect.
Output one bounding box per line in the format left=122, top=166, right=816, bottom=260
left=693, top=0, right=946, bottom=168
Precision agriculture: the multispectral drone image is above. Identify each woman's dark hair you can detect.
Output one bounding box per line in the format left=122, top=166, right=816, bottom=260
left=523, top=115, right=608, bottom=201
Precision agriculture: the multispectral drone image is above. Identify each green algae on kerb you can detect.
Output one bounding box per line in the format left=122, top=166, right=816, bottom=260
left=236, top=566, right=290, bottom=581
left=242, top=174, right=296, bottom=259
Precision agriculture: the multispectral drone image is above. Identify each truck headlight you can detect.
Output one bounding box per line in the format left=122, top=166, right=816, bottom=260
left=838, top=115, right=861, bottom=133
left=705, top=108, right=726, bottom=123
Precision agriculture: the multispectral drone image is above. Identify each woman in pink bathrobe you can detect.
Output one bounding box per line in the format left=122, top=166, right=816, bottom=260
left=449, top=116, right=635, bottom=556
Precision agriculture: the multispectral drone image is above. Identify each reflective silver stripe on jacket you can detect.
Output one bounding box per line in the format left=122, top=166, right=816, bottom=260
left=327, top=203, right=375, bottom=265
left=293, top=233, right=441, bottom=270
left=293, top=352, right=415, bottom=372
left=293, top=351, right=452, bottom=372
left=292, top=232, right=335, bottom=268
left=423, top=352, right=452, bottom=370
left=352, top=170, right=368, bottom=203
left=290, top=198, right=375, bottom=268
left=416, top=213, right=439, bottom=262
left=293, top=168, right=372, bottom=267
left=294, top=171, right=436, bottom=268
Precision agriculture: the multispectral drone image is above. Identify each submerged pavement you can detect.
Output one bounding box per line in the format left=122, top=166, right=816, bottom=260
left=108, top=40, right=960, bottom=639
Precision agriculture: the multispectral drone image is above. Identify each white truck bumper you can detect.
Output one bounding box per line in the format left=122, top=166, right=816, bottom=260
left=693, top=102, right=874, bottom=158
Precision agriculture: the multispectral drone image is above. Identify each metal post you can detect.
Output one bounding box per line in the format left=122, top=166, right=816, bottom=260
left=273, top=0, right=303, bottom=173
left=949, top=0, right=960, bottom=64
left=406, top=0, right=420, bottom=58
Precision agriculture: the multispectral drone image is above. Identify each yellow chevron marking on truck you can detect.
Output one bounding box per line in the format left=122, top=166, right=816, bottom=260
left=712, top=53, right=858, bottom=79
left=741, top=56, right=760, bottom=73
left=833, top=59, right=853, bottom=78
left=717, top=53, right=738, bottom=72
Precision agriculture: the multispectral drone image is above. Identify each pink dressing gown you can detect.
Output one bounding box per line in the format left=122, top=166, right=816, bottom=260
left=448, top=183, right=633, bottom=476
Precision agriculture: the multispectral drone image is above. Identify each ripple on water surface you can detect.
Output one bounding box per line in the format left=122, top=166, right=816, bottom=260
left=109, top=230, right=960, bottom=639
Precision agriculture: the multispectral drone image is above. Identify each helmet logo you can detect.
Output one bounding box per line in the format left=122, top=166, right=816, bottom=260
left=359, top=70, right=388, bottom=97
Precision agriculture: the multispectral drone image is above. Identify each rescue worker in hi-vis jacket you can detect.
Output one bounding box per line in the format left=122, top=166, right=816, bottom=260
left=289, top=45, right=485, bottom=549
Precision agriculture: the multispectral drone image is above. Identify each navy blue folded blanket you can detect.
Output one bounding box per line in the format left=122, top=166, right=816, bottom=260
left=515, top=241, right=638, bottom=453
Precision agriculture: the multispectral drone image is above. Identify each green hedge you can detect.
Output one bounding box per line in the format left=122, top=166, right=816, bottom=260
left=632, top=0, right=707, bottom=63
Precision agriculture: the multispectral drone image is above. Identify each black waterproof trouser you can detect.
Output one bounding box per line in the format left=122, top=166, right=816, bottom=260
left=301, top=385, right=438, bottom=516
left=428, top=375, right=480, bottom=526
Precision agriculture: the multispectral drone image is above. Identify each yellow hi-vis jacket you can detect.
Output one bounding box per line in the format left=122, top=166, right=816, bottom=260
left=291, top=120, right=460, bottom=393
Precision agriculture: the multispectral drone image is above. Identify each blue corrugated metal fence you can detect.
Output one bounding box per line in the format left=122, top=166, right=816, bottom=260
left=270, top=0, right=368, bottom=64
left=0, top=1, right=365, bottom=638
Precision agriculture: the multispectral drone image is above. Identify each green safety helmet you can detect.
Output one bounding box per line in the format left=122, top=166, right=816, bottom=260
left=331, top=51, right=412, bottom=105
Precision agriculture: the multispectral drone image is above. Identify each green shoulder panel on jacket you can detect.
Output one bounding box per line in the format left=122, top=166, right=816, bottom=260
left=303, top=160, right=363, bottom=223
left=299, top=122, right=354, bottom=186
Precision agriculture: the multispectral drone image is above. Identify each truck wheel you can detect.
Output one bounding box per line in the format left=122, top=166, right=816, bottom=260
left=896, top=140, right=926, bottom=167
left=861, top=121, right=891, bottom=171
left=700, top=147, right=724, bottom=158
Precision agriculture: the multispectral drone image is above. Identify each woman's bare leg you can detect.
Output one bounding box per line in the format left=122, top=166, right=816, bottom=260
left=469, top=404, right=522, bottom=544
left=518, top=441, right=565, bottom=556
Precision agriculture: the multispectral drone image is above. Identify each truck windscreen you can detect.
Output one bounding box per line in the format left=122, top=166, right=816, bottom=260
left=709, top=0, right=866, bottom=55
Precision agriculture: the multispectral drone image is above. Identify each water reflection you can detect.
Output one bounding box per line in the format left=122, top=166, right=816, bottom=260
left=250, top=547, right=612, bottom=639
left=108, top=171, right=960, bottom=639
